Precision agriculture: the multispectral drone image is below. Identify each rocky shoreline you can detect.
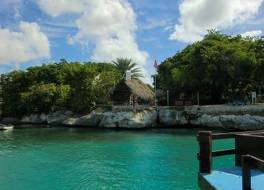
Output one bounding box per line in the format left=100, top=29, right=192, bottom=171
left=1, top=105, right=264, bottom=130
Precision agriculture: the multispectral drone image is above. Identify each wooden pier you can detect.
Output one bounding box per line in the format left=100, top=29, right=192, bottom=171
left=197, top=130, right=264, bottom=190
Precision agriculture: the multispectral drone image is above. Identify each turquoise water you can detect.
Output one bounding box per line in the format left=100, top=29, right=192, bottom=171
left=0, top=128, right=234, bottom=190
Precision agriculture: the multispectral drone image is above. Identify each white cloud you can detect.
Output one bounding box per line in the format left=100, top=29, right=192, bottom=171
left=241, top=30, right=262, bottom=37
left=0, top=22, right=51, bottom=64
left=142, top=17, right=171, bottom=30
left=170, top=0, right=264, bottom=43
left=37, top=0, right=149, bottom=71
left=37, top=0, right=88, bottom=17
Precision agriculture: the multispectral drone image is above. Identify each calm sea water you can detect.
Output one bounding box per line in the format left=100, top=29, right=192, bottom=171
left=0, top=128, right=234, bottom=190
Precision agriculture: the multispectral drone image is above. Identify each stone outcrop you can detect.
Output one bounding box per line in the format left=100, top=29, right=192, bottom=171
left=63, top=109, right=157, bottom=128
left=47, top=111, right=73, bottom=125
left=97, top=109, right=157, bottom=128
left=158, top=107, right=188, bottom=126
left=21, top=114, right=47, bottom=124
left=70, top=112, right=104, bottom=127
left=2, top=117, right=20, bottom=124
left=189, top=105, right=264, bottom=129
left=17, top=108, right=157, bottom=128
left=2, top=105, right=264, bottom=130
left=193, top=114, right=264, bottom=130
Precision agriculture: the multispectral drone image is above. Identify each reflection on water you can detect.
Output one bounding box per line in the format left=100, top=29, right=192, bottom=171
left=0, top=128, right=233, bottom=190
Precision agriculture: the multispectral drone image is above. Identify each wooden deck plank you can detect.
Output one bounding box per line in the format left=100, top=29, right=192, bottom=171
left=199, top=167, right=264, bottom=190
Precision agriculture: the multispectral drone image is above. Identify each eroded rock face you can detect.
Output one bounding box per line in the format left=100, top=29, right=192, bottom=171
left=219, top=114, right=264, bottom=130
left=198, top=105, right=264, bottom=116
left=64, top=112, right=104, bottom=127
left=21, top=114, right=46, bottom=124
left=2, top=117, right=20, bottom=124
left=98, top=110, right=157, bottom=128
left=81, top=113, right=104, bottom=127
left=20, top=111, right=74, bottom=125
left=191, top=114, right=223, bottom=128
left=62, top=118, right=78, bottom=125
left=159, top=108, right=188, bottom=126
left=60, top=109, right=157, bottom=128
left=190, top=113, right=264, bottom=130
left=47, top=111, right=73, bottom=125
left=3, top=105, right=264, bottom=130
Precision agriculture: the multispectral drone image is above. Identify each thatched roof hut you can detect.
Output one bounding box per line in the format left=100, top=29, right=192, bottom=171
left=112, top=79, right=154, bottom=105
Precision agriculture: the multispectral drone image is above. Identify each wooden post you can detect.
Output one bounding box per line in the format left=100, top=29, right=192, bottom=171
left=197, top=91, right=200, bottom=106
left=167, top=90, right=169, bottom=106
left=198, top=131, right=212, bottom=173
left=242, top=155, right=252, bottom=190
left=154, top=74, right=157, bottom=107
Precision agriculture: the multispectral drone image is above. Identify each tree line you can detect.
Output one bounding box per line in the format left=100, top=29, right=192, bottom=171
left=2, top=31, right=264, bottom=117
left=157, top=31, right=264, bottom=105
left=1, top=59, right=142, bottom=117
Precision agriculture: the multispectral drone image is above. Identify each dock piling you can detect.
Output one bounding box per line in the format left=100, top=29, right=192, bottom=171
left=242, top=155, right=252, bottom=190
left=198, top=131, right=212, bottom=173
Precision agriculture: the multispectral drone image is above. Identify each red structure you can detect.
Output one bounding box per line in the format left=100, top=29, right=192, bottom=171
left=197, top=130, right=264, bottom=190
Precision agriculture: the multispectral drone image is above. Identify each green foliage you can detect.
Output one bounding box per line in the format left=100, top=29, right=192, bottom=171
left=112, top=58, right=144, bottom=79
left=1, top=60, right=121, bottom=116
left=158, top=31, right=264, bottom=104
left=20, top=84, right=71, bottom=113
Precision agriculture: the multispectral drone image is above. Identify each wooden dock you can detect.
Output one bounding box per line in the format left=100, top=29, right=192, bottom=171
left=197, top=130, right=264, bottom=190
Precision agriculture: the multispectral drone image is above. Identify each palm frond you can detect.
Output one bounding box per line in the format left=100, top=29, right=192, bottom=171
left=111, top=58, right=144, bottom=79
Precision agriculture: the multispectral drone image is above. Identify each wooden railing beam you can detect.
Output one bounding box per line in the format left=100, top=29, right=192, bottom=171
left=242, top=155, right=264, bottom=190
left=212, top=130, right=264, bottom=140
left=212, top=149, right=236, bottom=157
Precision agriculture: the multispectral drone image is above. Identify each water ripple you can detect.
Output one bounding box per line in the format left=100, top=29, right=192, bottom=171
left=0, top=128, right=229, bottom=190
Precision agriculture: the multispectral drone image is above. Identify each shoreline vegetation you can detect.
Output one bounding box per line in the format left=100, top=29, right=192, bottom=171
left=1, top=31, right=264, bottom=130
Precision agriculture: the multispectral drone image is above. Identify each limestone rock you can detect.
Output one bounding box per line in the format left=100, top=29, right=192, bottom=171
left=219, top=114, right=264, bottom=130
left=159, top=108, right=188, bottom=126
left=77, top=113, right=103, bottom=127
left=191, top=113, right=264, bottom=130
left=191, top=114, right=223, bottom=128
left=62, top=118, right=78, bottom=125
left=4, top=105, right=264, bottom=130
left=98, top=110, right=157, bottom=128
left=21, top=114, right=46, bottom=124
left=1, top=117, right=20, bottom=124
left=47, top=111, right=73, bottom=125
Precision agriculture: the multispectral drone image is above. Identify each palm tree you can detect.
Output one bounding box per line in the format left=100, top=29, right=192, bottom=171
left=112, top=58, right=144, bottom=79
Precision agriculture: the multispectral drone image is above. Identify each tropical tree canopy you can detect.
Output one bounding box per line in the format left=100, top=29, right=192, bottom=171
left=158, top=31, right=264, bottom=104
left=1, top=60, right=122, bottom=116
left=112, top=58, right=144, bottom=79
left=2, top=31, right=264, bottom=115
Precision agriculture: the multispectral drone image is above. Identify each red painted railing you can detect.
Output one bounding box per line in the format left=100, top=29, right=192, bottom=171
left=197, top=130, right=264, bottom=190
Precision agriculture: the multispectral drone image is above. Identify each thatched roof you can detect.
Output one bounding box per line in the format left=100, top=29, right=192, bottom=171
left=124, top=79, right=154, bottom=101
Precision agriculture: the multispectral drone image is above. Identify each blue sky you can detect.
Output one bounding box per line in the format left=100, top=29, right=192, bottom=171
left=0, top=0, right=264, bottom=82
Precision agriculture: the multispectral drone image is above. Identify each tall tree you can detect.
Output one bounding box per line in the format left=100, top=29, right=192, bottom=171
left=158, top=31, right=258, bottom=104
left=112, top=58, right=144, bottom=79
left=1, top=60, right=121, bottom=116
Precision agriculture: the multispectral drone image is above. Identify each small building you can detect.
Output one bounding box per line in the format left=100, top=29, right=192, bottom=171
left=111, top=79, right=154, bottom=105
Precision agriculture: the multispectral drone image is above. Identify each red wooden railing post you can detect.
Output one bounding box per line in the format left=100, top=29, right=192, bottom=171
left=242, top=155, right=252, bottom=190
left=198, top=131, right=212, bottom=173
